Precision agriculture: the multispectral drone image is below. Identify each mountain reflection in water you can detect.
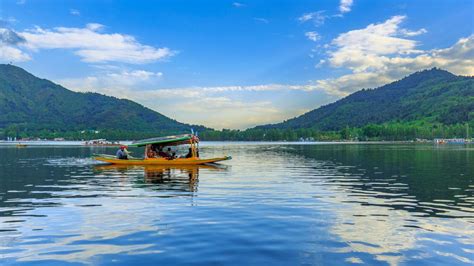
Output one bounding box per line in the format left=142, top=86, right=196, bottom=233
left=284, top=144, right=473, bottom=218
left=278, top=144, right=473, bottom=265
left=0, top=143, right=472, bottom=265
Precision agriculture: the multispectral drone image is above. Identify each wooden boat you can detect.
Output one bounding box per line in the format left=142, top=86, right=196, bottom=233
left=93, top=154, right=232, bottom=165
left=16, top=143, right=27, bottom=148
left=93, top=134, right=231, bottom=165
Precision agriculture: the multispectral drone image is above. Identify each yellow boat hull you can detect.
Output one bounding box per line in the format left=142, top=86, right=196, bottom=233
left=93, top=156, right=232, bottom=165
left=94, top=163, right=226, bottom=171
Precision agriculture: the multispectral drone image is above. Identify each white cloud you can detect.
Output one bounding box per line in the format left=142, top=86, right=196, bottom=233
left=159, top=84, right=324, bottom=95
left=400, top=28, right=427, bottom=37
left=298, top=11, right=327, bottom=26
left=0, top=27, right=29, bottom=62
left=60, top=76, right=324, bottom=98
left=70, top=9, right=80, bottom=16
left=104, top=70, right=163, bottom=85
left=171, top=97, right=285, bottom=129
left=333, top=16, right=415, bottom=53
left=298, top=13, right=314, bottom=23
left=339, top=0, right=354, bottom=14
left=315, top=72, right=392, bottom=97
left=327, top=16, right=421, bottom=72
left=0, top=27, right=25, bottom=45
left=85, top=23, right=103, bottom=31
left=305, top=31, right=321, bottom=42
left=0, top=44, right=30, bottom=62
left=254, top=18, right=269, bottom=24
left=59, top=69, right=163, bottom=91
left=8, top=23, right=175, bottom=64
left=232, top=2, right=245, bottom=8
left=314, top=15, right=473, bottom=95
left=0, top=17, right=18, bottom=24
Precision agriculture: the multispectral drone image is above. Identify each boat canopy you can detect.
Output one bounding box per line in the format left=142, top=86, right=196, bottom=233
left=128, top=134, right=198, bottom=147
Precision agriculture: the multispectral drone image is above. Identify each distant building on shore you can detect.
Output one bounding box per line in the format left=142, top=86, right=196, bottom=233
left=434, top=138, right=472, bottom=144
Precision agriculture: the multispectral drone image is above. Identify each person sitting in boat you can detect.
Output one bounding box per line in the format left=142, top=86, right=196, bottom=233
left=116, top=145, right=128, bottom=160
left=185, top=148, right=193, bottom=158
left=157, top=146, right=168, bottom=158
left=165, top=147, right=176, bottom=159
left=147, top=147, right=156, bottom=158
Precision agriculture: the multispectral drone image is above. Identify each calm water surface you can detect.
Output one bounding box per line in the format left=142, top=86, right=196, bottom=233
left=0, top=143, right=473, bottom=265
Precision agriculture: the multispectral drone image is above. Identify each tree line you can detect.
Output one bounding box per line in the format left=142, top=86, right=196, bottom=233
left=199, top=121, right=473, bottom=141
left=4, top=120, right=469, bottom=141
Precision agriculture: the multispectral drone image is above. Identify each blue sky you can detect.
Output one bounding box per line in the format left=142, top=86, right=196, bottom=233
left=1, top=0, right=473, bottom=129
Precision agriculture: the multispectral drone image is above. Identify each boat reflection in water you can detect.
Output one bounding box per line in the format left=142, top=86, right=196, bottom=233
left=94, top=164, right=227, bottom=193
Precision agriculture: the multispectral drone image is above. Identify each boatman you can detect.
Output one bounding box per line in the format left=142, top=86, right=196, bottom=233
left=116, top=145, right=129, bottom=160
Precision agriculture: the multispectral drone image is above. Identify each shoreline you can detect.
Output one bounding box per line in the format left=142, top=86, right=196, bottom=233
left=0, top=140, right=471, bottom=147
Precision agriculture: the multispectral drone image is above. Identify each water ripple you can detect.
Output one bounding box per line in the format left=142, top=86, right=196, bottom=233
left=0, top=143, right=473, bottom=265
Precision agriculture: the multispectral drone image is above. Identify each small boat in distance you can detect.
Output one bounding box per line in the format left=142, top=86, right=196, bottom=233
left=16, top=143, right=27, bottom=148
left=93, top=134, right=231, bottom=165
left=84, top=139, right=121, bottom=147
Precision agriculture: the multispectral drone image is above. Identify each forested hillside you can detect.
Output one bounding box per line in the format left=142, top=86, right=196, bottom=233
left=260, top=68, right=473, bottom=131
left=0, top=64, right=206, bottom=139
left=201, top=69, right=473, bottom=141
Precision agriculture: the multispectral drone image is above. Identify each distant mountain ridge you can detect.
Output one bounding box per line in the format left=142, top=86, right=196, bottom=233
left=0, top=64, right=206, bottom=138
left=257, top=68, right=474, bottom=131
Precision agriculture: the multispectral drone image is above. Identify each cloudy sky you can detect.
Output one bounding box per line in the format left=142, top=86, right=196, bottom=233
left=1, top=0, right=473, bottom=129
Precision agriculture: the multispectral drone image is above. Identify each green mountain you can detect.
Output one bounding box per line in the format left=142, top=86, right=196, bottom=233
left=200, top=68, right=473, bottom=141
left=0, top=64, right=206, bottom=139
left=259, top=68, right=474, bottom=131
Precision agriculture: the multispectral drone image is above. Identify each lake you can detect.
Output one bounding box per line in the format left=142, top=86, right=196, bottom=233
left=0, top=143, right=473, bottom=265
